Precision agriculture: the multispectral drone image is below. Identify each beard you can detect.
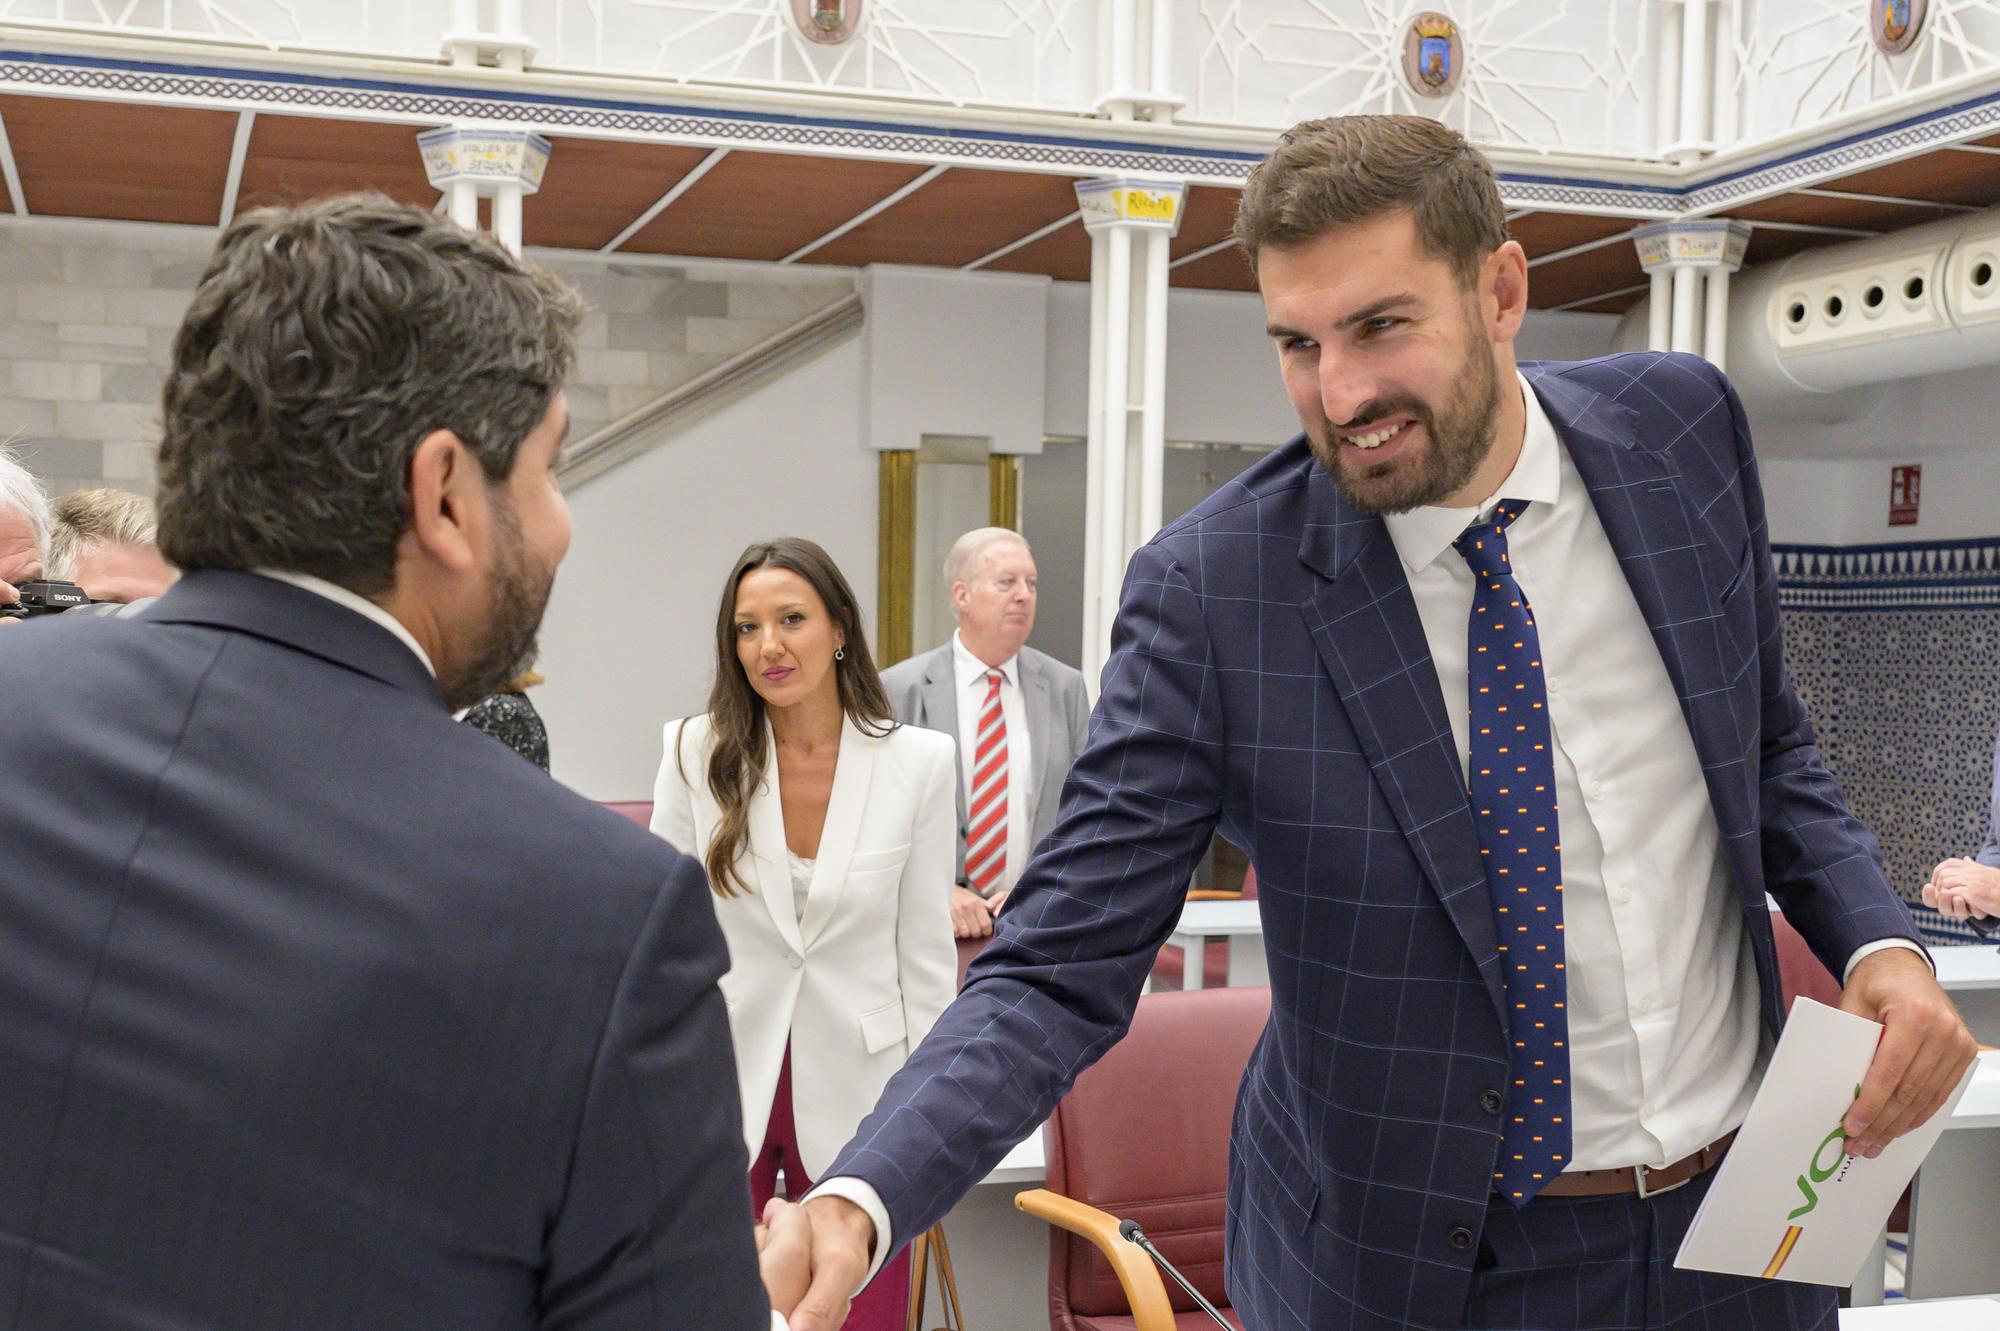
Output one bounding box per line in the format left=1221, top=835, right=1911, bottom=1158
left=1309, top=312, right=1504, bottom=516
left=439, top=492, right=557, bottom=713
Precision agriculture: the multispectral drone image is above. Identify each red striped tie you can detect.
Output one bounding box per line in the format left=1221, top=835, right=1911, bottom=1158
left=965, top=669, right=1008, bottom=895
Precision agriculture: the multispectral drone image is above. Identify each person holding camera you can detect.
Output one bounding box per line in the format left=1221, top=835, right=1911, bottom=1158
left=0, top=443, right=53, bottom=624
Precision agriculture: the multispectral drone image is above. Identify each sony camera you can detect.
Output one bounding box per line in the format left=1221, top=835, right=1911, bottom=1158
left=0, top=579, right=93, bottom=619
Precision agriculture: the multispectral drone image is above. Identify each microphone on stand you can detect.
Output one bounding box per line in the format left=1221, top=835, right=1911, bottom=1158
left=1118, top=1219, right=1235, bottom=1330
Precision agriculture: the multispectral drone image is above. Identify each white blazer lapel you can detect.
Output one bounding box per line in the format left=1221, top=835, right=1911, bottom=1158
left=748, top=722, right=807, bottom=954
left=798, top=714, right=878, bottom=947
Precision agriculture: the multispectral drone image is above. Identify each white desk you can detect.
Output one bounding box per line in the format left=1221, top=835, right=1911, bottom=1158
left=1933, top=944, right=2000, bottom=1046
left=1165, top=898, right=1266, bottom=990
left=1841, top=1298, right=2000, bottom=1328
left=1903, top=1050, right=2000, bottom=1301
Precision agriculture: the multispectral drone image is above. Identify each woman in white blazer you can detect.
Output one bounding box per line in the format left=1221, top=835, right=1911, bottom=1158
left=652, top=537, right=955, bottom=1331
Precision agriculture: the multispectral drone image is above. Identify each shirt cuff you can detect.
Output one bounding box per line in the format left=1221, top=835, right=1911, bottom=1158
left=1843, top=937, right=1930, bottom=983
left=772, top=1313, right=788, bottom=1331
left=801, top=1176, right=894, bottom=1292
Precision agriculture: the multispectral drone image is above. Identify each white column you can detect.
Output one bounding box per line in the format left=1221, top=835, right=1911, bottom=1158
left=1712, top=0, right=1739, bottom=147
left=1671, top=264, right=1702, bottom=354
left=1081, top=233, right=1109, bottom=679
left=493, top=182, right=524, bottom=255
left=1075, top=177, right=1187, bottom=690
left=450, top=178, right=479, bottom=230
left=1095, top=223, right=1133, bottom=679
left=495, top=0, right=527, bottom=72
left=1136, top=228, right=1170, bottom=541
left=1702, top=268, right=1732, bottom=372
left=1653, top=0, right=1683, bottom=159
left=1147, top=0, right=1175, bottom=124
left=1648, top=270, right=1673, bottom=352
left=1105, top=0, right=1136, bottom=119
left=1678, top=0, right=1711, bottom=161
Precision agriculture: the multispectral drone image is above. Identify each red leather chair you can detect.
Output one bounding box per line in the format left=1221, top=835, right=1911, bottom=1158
left=603, top=801, right=654, bottom=827
left=1770, top=908, right=1841, bottom=1013
left=1150, top=867, right=1257, bottom=991
left=1016, top=986, right=1268, bottom=1330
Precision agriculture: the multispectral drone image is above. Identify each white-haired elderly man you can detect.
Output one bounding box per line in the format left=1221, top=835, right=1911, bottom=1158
left=0, top=443, right=53, bottom=623
left=880, top=527, right=1089, bottom=940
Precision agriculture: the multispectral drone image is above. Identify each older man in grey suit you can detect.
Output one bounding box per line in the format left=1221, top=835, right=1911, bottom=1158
left=882, top=528, right=1089, bottom=939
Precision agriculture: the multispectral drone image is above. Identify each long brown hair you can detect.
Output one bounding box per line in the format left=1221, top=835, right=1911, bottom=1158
left=679, top=538, right=896, bottom=897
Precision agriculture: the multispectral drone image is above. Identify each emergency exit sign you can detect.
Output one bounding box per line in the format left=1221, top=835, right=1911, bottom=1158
left=1890, top=465, right=1921, bottom=527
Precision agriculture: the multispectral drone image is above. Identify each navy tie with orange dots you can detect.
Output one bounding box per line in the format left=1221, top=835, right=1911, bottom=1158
left=1453, top=500, right=1570, bottom=1207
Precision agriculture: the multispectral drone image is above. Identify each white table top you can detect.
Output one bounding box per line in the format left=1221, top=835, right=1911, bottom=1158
left=982, top=1129, right=1045, bottom=1186
left=1169, top=898, right=1263, bottom=937
left=1932, top=943, right=2000, bottom=992
left=1943, top=1050, right=2000, bottom=1132
left=1839, top=1297, right=2000, bottom=1328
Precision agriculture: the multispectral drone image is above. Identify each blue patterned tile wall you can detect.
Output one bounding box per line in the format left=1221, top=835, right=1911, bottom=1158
left=1774, top=539, right=1999, bottom=946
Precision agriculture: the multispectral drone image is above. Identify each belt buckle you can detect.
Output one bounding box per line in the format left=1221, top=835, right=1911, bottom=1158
left=1634, top=1163, right=1688, bottom=1200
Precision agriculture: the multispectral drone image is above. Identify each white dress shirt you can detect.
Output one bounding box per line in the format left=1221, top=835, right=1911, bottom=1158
left=952, top=630, right=1033, bottom=896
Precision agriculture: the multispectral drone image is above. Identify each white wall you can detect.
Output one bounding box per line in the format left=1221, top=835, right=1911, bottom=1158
left=538, top=337, right=875, bottom=799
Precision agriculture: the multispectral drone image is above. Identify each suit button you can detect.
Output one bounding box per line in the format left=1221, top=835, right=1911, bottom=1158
left=784, top=952, right=803, bottom=969
left=1478, top=1089, right=1503, bottom=1115
left=1448, top=1226, right=1476, bottom=1253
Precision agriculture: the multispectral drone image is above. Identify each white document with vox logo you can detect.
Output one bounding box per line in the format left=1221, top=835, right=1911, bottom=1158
left=1674, top=996, right=1976, bottom=1287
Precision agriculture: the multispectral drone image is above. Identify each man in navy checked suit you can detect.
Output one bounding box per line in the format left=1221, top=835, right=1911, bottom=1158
left=790, top=119, right=1978, bottom=1330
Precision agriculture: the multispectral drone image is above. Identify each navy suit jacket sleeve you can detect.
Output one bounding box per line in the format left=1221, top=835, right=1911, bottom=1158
left=540, top=852, right=770, bottom=1330
left=824, top=544, right=1225, bottom=1246
left=1715, top=366, right=1924, bottom=968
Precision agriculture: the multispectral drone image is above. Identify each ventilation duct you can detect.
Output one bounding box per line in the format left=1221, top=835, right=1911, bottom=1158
left=1614, top=205, right=2000, bottom=419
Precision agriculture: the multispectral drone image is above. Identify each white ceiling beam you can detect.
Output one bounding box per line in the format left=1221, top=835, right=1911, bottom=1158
left=0, top=107, right=28, bottom=218
left=1525, top=228, right=1637, bottom=268
left=1943, top=143, right=2000, bottom=157
left=1736, top=218, right=1878, bottom=237
left=1168, top=236, right=1239, bottom=269
left=217, top=110, right=256, bottom=227
left=963, top=209, right=1080, bottom=271
left=781, top=164, right=949, bottom=264
left=602, top=147, right=730, bottom=254
left=1795, top=186, right=1977, bottom=212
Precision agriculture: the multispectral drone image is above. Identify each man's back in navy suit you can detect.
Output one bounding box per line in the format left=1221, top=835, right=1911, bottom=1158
left=797, top=119, right=1974, bottom=1331
left=0, top=194, right=783, bottom=1330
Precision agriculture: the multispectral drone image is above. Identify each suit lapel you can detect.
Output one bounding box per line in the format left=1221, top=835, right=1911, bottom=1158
left=799, top=715, right=877, bottom=946
left=1528, top=370, right=1730, bottom=646
left=1297, top=472, right=1505, bottom=1022
left=750, top=724, right=807, bottom=953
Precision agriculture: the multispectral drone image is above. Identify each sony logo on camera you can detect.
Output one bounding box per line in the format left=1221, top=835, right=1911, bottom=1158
left=1, top=579, right=93, bottom=618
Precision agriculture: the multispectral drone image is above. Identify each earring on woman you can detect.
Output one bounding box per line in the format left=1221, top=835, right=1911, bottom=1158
left=834, top=647, right=845, bottom=661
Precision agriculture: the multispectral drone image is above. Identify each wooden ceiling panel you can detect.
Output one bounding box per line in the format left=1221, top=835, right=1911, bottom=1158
left=1169, top=244, right=1256, bottom=291
left=526, top=137, right=714, bottom=250
left=980, top=215, right=1091, bottom=282
left=799, top=167, right=1079, bottom=269
left=1, top=94, right=235, bottom=225
left=1171, top=185, right=1240, bottom=260
left=1525, top=244, right=1643, bottom=309
left=1820, top=150, right=2000, bottom=209
left=232, top=114, right=437, bottom=216
left=621, top=152, right=929, bottom=262
left=1743, top=227, right=1851, bottom=267
left=1723, top=190, right=1923, bottom=233
left=1508, top=211, right=1637, bottom=261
